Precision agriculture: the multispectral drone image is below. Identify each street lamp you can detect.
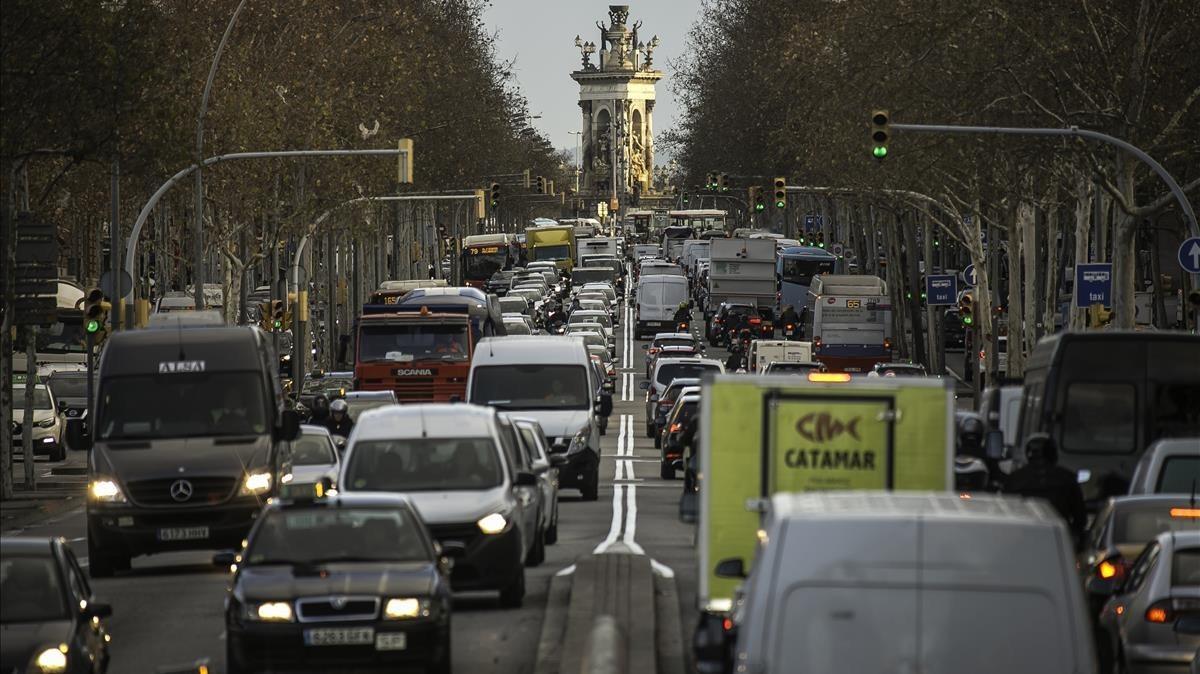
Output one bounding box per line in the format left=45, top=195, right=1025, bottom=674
left=575, top=35, right=597, bottom=69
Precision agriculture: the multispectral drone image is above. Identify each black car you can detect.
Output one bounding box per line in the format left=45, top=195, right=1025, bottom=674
left=221, top=491, right=454, bottom=674
left=942, top=309, right=966, bottom=349
left=0, top=537, right=112, bottom=674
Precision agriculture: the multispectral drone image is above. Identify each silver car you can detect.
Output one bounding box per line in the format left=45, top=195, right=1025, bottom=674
left=1094, top=529, right=1200, bottom=673
left=509, top=417, right=565, bottom=545
left=284, top=425, right=341, bottom=486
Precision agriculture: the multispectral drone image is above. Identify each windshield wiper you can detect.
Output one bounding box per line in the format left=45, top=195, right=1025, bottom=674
left=486, top=400, right=512, bottom=406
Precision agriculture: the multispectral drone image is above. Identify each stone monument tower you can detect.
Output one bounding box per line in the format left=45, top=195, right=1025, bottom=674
left=571, top=5, right=662, bottom=210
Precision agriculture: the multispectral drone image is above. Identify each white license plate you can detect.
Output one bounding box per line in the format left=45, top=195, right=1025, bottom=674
left=304, top=627, right=374, bottom=646
left=375, top=632, right=407, bottom=651
left=157, top=526, right=209, bottom=541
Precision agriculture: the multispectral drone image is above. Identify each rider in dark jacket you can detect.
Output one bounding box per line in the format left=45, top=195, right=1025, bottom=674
left=325, top=399, right=355, bottom=438
left=1003, top=433, right=1087, bottom=545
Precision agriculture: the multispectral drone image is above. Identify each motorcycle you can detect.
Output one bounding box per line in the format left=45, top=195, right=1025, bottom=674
left=783, top=323, right=799, bottom=340
left=676, top=320, right=690, bottom=333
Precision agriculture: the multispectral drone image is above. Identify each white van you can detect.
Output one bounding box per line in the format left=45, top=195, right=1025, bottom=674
left=722, top=492, right=1095, bottom=674
left=747, top=339, right=812, bottom=373
left=467, top=336, right=612, bottom=501
left=635, top=274, right=689, bottom=339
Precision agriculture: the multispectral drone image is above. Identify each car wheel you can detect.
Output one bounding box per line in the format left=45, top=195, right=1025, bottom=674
left=498, top=570, right=526, bottom=608
left=527, top=523, right=546, bottom=567
left=544, top=508, right=559, bottom=545
left=225, top=640, right=248, bottom=674
left=660, top=460, right=674, bottom=480
left=581, top=468, right=599, bottom=501
left=427, top=631, right=452, bottom=674
left=50, top=444, right=66, bottom=462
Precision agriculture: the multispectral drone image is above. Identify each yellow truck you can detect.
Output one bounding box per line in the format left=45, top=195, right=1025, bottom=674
left=525, top=224, right=576, bottom=273
left=693, top=373, right=955, bottom=665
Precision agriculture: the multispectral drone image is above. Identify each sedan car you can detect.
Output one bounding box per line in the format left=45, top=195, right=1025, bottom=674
left=642, top=332, right=699, bottom=378
left=868, top=362, right=928, bottom=377
left=283, top=425, right=341, bottom=486
left=642, top=358, right=724, bottom=438
left=509, top=417, right=566, bottom=545
left=1092, top=529, right=1200, bottom=673
left=648, top=377, right=701, bottom=444
left=343, top=390, right=399, bottom=420
left=221, top=492, right=453, bottom=674
left=659, top=394, right=700, bottom=479
left=0, top=537, right=112, bottom=674
left=503, top=316, right=533, bottom=336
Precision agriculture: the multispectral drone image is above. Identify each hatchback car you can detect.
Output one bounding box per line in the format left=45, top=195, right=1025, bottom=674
left=0, top=537, right=112, bottom=674
left=642, top=358, right=724, bottom=437
left=1092, top=529, right=1200, bottom=673
left=9, top=382, right=65, bottom=462
left=283, top=425, right=341, bottom=486
left=642, top=332, right=699, bottom=377
left=660, top=394, right=700, bottom=479
left=508, top=417, right=566, bottom=545
left=648, top=377, right=702, bottom=443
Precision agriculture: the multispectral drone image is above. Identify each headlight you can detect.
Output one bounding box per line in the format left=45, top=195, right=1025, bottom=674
left=33, top=645, right=68, bottom=673
left=37, top=418, right=56, bottom=429
left=239, top=471, right=272, bottom=496
left=383, top=597, right=430, bottom=620
left=89, top=479, right=126, bottom=503
left=248, top=601, right=293, bottom=622
left=477, top=512, right=508, bottom=535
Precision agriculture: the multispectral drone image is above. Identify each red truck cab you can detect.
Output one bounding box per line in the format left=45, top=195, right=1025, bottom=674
left=354, top=309, right=473, bottom=403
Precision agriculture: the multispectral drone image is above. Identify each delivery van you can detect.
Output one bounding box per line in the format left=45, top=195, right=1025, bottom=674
left=719, top=492, right=1096, bottom=674
left=635, top=274, right=689, bottom=339
left=747, top=339, right=812, bottom=373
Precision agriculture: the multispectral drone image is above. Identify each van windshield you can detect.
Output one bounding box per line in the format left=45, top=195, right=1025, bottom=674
left=640, top=280, right=686, bottom=304
left=471, top=364, right=590, bottom=410
left=97, top=372, right=269, bottom=440
left=343, top=437, right=502, bottom=492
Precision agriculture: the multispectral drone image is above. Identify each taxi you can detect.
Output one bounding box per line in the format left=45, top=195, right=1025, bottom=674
left=220, top=485, right=456, bottom=673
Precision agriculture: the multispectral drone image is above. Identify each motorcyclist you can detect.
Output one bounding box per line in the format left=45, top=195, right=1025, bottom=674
left=724, top=342, right=744, bottom=372
left=954, top=456, right=991, bottom=494
left=1002, top=433, right=1087, bottom=545
left=955, top=412, right=986, bottom=458
left=673, top=301, right=691, bottom=326
left=308, top=393, right=330, bottom=425
left=779, top=305, right=800, bottom=336
left=325, top=398, right=355, bottom=438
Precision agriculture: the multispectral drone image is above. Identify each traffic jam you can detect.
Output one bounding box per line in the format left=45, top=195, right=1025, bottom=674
left=4, top=211, right=1199, bottom=674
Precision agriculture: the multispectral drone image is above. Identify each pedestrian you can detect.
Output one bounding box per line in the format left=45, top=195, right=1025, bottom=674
left=1003, top=433, right=1087, bottom=545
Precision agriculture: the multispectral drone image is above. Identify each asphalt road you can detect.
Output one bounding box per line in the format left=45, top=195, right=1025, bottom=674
left=2, top=300, right=706, bottom=674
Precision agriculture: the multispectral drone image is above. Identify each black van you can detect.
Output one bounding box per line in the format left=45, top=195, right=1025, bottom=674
left=79, top=326, right=299, bottom=576
left=1017, top=331, right=1200, bottom=502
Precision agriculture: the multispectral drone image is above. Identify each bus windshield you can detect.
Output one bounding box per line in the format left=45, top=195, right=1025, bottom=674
left=463, top=247, right=508, bottom=280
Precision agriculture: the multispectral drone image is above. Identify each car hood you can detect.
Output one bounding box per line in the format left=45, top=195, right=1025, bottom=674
left=10, top=409, right=55, bottom=425
left=0, top=619, right=73, bottom=666
left=92, top=435, right=272, bottom=482
left=404, top=487, right=510, bottom=524
left=237, top=562, right=437, bottom=602
left=504, top=409, right=590, bottom=441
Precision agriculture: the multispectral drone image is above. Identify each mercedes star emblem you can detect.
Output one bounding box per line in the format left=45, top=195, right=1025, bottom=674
left=169, top=479, right=194, bottom=502
left=331, top=596, right=348, bottom=610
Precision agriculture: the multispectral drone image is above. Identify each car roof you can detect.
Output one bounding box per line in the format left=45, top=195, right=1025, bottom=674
left=473, top=335, right=589, bottom=366
left=352, top=403, right=496, bottom=441
left=299, top=424, right=333, bottom=437
left=269, top=491, right=418, bottom=512
left=770, top=491, right=1062, bottom=524
left=0, top=537, right=56, bottom=556
left=1105, top=494, right=1197, bottom=510
left=657, top=357, right=719, bottom=367
left=1143, top=438, right=1200, bottom=456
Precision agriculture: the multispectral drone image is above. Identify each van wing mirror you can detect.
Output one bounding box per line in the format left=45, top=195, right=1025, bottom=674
left=278, top=409, right=301, bottom=441
left=715, top=557, right=747, bottom=579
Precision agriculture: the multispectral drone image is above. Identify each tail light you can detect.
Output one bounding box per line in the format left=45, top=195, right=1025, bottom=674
left=669, top=422, right=683, bottom=433
left=813, top=336, right=822, bottom=349
left=979, top=349, right=987, bottom=361
left=884, top=338, right=892, bottom=350
left=1096, top=556, right=1128, bottom=582
left=749, top=317, right=762, bottom=325
left=785, top=323, right=795, bottom=330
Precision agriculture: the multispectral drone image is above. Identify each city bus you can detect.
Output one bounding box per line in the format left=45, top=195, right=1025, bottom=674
left=777, top=246, right=837, bottom=318
left=806, top=274, right=892, bottom=373
left=460, top=233, right=516, bottom=289
left=669, top=209, right=726, bottom=235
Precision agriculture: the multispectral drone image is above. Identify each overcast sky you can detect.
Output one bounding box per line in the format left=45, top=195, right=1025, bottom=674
left=481, top=1, right=701, bottom=165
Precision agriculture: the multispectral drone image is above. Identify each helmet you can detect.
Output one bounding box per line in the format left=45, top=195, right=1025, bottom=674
left=954, top=456, right=989, bottom=491
left=678, top=301, right=689, bottom=310
left=1023, top=433, right=1058, bottom=465
left=310, top=394, right=330, bottom=417
left=330, top=399, right=349, bottom=415
left=956, top=412, right=985, bottom=456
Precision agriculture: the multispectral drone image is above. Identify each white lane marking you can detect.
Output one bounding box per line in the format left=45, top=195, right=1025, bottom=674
left=593, top=484, right=625, bottom=554
left=651, top=559, right=675, bottom=578
left=555, top=564, right=577, bottom=577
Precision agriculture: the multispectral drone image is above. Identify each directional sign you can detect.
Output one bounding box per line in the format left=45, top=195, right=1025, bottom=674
left=925, top=274, right=957, bottom=306
left=961, top=264, right=978, bottom=288
left=1075, top=263, right=1113, bottom=308
left=1178, top=237, right=1200, bottom=274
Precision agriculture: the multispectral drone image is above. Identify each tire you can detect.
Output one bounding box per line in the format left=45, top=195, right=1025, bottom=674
left=581, top=468, right=599, bottom=501
left=498, top=569, right=526, bottom=608
left=86, top=536, right=128, bottom=579
left=225, top=640, right=248, bottom=674
left=50, top=444, right=66, bottom=462
left=427, top=631, right=452, bottom=674
left=544, top=506, right=559, bottom=545
left=526, top=523, right=546, bottom=567
left=660, top=461, right=675, bottom=480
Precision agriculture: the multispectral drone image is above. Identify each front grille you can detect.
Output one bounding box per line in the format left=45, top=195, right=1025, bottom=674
left=126, top=476, right=237, bottom=506
left=296, top=596, right=379, bottom=622
left=428, top=522, right=480, bottom=548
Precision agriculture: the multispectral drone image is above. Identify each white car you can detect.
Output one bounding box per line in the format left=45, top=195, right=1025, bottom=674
left=10, top=382, right=65, bottom=462
left=284, top=425, right=341, bottom=486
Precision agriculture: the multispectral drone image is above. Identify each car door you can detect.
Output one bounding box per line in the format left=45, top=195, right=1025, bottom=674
left=515, top=421, right=554, bottom=524
left=498, top=418, right=540, bottom=540
left=61, top=543, right=108, bottom=667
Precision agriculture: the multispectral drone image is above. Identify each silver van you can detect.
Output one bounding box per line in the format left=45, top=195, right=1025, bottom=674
left=635, top=274, right=689, bottom=339
left=717, top=492, right=1095, bottom=674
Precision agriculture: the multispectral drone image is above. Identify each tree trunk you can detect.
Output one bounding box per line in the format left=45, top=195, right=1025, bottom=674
left=1111, top=156, right=1139, bottom=329
left=1069, top=174, right=1093, bottom=331
left=1007, top=203, right=1026, bottom=379
left=1020, top=197, right=1038, bottom=361
left=1042, top=204, right=1060, bottom=336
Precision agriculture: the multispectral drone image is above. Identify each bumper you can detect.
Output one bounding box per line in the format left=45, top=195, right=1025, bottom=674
left=88, top=501, right=261, bottom=557
left=1126, top=642, right=1200, bottom=670
left=428, top=522, right=523, bottom=592
left=11, top=428, right=61, bottom=454
left=557, top=449, right=599, bottom=490
left=227, top=619, right=448, bottom=672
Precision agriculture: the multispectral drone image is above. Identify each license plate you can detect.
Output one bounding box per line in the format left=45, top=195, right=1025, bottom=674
left=157, top=526, right=208, bottom=541
left=375, top=632, right=407, bottom=651
left=304, top=627, right=374, bottom=646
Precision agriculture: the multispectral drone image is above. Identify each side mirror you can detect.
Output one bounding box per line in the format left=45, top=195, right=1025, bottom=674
left=549, top=453, right=568, bottom=467
left=84, top=602, right=113, bottom=619
left=715, top=557, right=747, bottom=579
left=278, top=409, right=301, bottom=441
left=514, top=471, right=538, bottom=487
left=66, top=420, right=92, bottom=451
left=439, top=540, right=467, bottom=558
left=639, top=380, right=650, bottom=391
left=532, top=459, right=550, bottom=474
left=599, top=392, right=613, bottom=417
left=212, top=550, right=238, bottom=568
left=641, top=344, right=649, bottom=350
left=1085, top=575, right=1119, bottom=597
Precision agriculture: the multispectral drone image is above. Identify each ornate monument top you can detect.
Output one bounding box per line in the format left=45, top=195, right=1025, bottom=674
left=608, top=5, right=629, bottom=28
left=573, top=5, right=661, bottom=75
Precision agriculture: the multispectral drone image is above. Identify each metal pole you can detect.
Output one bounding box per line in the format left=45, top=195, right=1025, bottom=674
left=195, top=0, right=250, bottom=311
left=22, top=328, right=37, bottom=491
left=889, top=122, right=1199, bottom=237
left=110, top=157, right=123, bottom=329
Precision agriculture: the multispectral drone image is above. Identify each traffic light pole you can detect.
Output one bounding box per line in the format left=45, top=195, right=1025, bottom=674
left=85, top=331, right=94, bottom=452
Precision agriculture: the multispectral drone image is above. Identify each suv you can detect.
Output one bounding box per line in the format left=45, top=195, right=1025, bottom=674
left=339, top=403, right=543, bottom=606
left=642, top=358, right=724, bottom=438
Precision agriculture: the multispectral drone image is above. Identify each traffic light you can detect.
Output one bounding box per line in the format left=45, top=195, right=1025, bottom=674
left=959, top=292, right=975, bottom=327
left=815, top=231, right=825, bottom=248
left=270, top=299, right=285, bottom=331
left=535, top=176, right=545, bottom=194
left=749, top=186, right=765, bottom=212
left=717, top=173, right=730, bottom=192
left=83, top=288, right=110, bottom=347
left=489, top=182, right=501, bottom=207
left=705, top=172, right=717, bottom=190
left=256, top=301, right=272, bottom=331
left=773, top=177, right=787, bottom=209
left=870, top=110, right=890, bottom=160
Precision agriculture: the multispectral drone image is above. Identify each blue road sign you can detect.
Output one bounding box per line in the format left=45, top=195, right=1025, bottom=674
left=803, top=214, right=823, bottom=232
left=926, top=274, right=957, bottom=306
left=1075, top=263, right=1113, bottom=308
left=1178, top=237, right=1200, bottom=273
left=961, top=264, right=977, bottom=287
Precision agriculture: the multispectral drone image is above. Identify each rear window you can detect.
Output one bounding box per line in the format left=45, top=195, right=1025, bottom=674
left=1157, top=456, right=1200, bottom=494
left=1060, top=382, right=1136, bottom=454
left=1112, top=503, right=1199, bottom=546
left=1174, top=548, right=1200, bottom=587
left=656, top=362, right=719, bottom=386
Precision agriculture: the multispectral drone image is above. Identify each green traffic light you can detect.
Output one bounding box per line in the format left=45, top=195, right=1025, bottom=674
left=86, top=319, right=100, bottom=333
left=755, top=203, right=765, bottom=212
left=873, top=146, right=888, bottom=159
left=962, top=315, right=974, bottom=326
left=273, top=320, right=283, bottom=329
left=775, top=200, right=786, bottom=209
left=817, top=242, right=825, bottom=248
